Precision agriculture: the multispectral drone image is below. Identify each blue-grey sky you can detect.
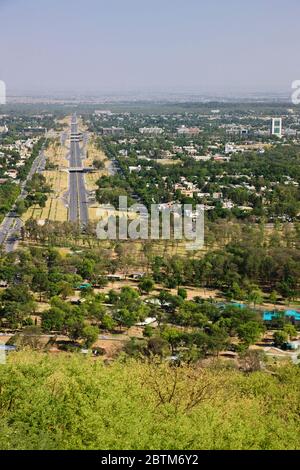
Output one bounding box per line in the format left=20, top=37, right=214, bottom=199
left=1, top=0, right=299, bottom=95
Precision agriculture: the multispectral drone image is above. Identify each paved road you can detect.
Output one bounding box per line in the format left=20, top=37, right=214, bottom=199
left=0, top=147, right=46, bottom=252
left=68, top=114, right=89, bottom=225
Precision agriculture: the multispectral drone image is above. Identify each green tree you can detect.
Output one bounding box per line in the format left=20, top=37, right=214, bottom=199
left=42, top=307, right=65, bottom=332
left=273, top=330, right=288, bottom=348
left=113, top=307, right=139, bottom=329
left=101, top=314, right=116, bottom=331
left=143, top=324, right=154, bottom=338
left=138, top=277, right=154, bottom=294
left=32, top=271, right=49, bottom=301
left=177, top=287, right=187, bottom=300
left=269, top=291, right=278, bottom=308
left=77, top=258, right=95, bottom=280
left=57, top=281, right=74, bottom=300
left=237, top=321, right=264, bottom=347
left=161, top=326, right=183, bottom=354
left=2, top=285, right=33, bottom=303
left=15, top=199, right=27, bottom=216
left=283, top=324, right=298, bottom=341
left=247, top=288, right=264, bottom=308
left=81, top=325, right=99, bottom=348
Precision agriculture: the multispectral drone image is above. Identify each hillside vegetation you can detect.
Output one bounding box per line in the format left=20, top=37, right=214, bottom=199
left=0, top=352, right=299, bottom=450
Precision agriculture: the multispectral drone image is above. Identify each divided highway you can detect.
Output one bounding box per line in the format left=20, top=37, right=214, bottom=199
left=68, top=114, right=89, bottom=225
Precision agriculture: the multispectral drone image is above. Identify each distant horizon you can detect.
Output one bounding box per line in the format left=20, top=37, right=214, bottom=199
left=6, top=88, right=291, bottom=96
left=4, top=88, right=294, bottom=104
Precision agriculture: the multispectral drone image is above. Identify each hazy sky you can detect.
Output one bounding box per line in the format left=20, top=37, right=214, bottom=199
left=1, top=0, right=300, bottom=95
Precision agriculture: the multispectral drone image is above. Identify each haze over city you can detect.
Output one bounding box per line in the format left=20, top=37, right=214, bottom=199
left=1, top=0, right=300, bottom=97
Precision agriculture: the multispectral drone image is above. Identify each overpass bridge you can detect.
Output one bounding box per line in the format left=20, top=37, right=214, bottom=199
left=61, top=166, right=97, bottom=173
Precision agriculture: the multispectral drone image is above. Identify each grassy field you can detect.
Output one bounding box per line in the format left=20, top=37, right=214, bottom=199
left=22, top=138, right=69, bottom=223
left=157, top=158, right=181, bottom=165
left=23, top=168, right=69, bottom=223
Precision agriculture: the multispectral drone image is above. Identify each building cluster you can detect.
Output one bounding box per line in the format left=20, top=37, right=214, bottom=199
left=0, top=137, right=38, bottom=182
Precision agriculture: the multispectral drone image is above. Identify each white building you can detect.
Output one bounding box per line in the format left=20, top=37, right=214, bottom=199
left=225, top=143, right=239, bottom=154
left=271, top=118, right=282, bottom=138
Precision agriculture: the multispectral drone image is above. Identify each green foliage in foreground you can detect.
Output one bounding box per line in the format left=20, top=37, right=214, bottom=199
left=0, top=352, right=299, bottom=450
